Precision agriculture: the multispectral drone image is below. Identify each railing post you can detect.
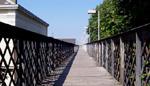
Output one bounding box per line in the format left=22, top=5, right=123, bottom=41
left=99, top=42, right=102, bottom=66
left=96, top=43, right=99, bottom=64
left=111, top=39, right=115, bottom=77
left=120, top=37, right=124, bottom=84
left=96, top=43, right=99, bottom=66
left=101, top=42, right=104, bottom=67
left=105, top=41, right=108, bottom=70
left=136, top=32, right=142, bottom=86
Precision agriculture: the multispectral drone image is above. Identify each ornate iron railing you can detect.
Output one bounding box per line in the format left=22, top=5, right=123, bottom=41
left=87, top=23, right=150, bottom=86
left=0, top=22, right=76, bottom=86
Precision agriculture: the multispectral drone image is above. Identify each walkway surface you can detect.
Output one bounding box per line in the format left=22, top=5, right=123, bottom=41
left=63, top=46, right=121, bottom=86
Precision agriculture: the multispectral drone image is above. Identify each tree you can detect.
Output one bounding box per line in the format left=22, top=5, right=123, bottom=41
left=100, top=0, right=132, bottom=38
left=118, top=0, right=150, bottom=27
left=87, top=0, right=150, bottom=41
left=87, top=0, right=130, bottom=41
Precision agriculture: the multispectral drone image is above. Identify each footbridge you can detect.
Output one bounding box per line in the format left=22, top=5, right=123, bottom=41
left=0, top=22, right=149, bottom=86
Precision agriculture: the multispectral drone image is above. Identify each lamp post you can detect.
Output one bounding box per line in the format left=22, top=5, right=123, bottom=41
left=88, top=9, right=100, bottom=40
left=85, top=26, right=90, bottom=42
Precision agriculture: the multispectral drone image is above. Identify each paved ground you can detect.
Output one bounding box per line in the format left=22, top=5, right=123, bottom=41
left=63, top=46, right=121, bottom=86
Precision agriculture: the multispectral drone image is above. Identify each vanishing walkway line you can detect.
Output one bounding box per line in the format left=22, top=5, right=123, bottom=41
left=63, top=46, right=121, bottom=86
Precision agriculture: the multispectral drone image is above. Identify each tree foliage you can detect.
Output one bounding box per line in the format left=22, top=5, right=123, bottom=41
left=99, top=0, right=130, bottom=39
left=118, top=0, right=150, bottom=26
left=87, top=0, right=150, bottom=42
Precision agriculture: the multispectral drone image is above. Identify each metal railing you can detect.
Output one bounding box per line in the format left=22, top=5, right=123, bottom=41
left=87, top=23, right=150, bottom=86
left=0, top=22, right=77, bottom=86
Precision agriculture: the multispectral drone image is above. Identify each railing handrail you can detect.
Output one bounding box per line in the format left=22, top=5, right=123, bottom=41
left=0, top=22, right=76, bottom=46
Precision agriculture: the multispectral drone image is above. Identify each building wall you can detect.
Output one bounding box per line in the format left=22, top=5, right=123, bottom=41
left=15, top=10, right=47, bottom=35
left=0, top=9, right=15, bottom=26
left=0, top=5, right=48, bottom=36
left=9, top=0, right=16, bottom=3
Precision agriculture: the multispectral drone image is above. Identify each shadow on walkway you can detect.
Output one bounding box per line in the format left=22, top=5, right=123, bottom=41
left=54, top=51, right=77, bottom=86
left=40, top=48, right=78, bottom=86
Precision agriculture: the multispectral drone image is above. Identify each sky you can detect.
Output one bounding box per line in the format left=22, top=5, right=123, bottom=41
left=18, top=0, right=103, bottom=44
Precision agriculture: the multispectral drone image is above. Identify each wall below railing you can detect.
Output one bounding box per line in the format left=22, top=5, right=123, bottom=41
left=0, top=22, right=77, bottom=86
left=87, top=23, right=150, bottom=86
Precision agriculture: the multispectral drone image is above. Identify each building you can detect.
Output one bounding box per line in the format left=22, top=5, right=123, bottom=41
left=60, top=38, right=76, bottom=44
left=0, top=0, right=49, bottom=36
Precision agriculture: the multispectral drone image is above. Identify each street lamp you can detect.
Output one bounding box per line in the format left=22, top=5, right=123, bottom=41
left=88, top=9, right=100, bottom=40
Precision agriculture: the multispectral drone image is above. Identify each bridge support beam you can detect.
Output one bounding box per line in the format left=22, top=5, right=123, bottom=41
left=120, top=37, right=124, bottom=84
left=111, top=39, right=115, bottom=77
left=136, top=32, right=142, bottom=86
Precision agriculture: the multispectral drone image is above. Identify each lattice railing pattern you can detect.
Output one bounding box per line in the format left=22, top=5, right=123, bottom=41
left=103, top=43, right=106, bottom=68
left=0, top=22, right=76, bottom=86
left=107, top=40, right=112, bottom=74
left=113, top=39, right=120, bottom=81
left=141, top=41, right=150, bottom=86
left=124, top=37, right=136, bottom=86
left=0, top=38, right=18, bottom=86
